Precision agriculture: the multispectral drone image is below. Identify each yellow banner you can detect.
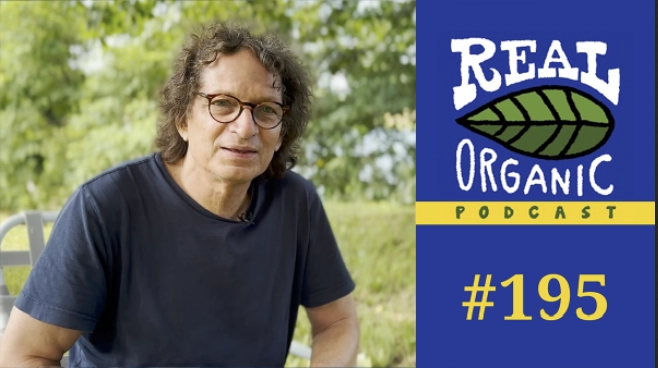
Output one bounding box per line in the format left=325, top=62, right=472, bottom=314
left=416, top=201, right=655, bottom=225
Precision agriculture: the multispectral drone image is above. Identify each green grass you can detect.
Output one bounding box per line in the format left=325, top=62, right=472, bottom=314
left=286, top=201, right=416, bottom=367
left=1, top=201, right=416, bottom=367
left=0, top=219, right=52, bottom=295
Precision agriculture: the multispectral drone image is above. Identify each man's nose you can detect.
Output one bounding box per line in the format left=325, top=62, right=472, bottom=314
left=230, top=107, right=259, bottom=138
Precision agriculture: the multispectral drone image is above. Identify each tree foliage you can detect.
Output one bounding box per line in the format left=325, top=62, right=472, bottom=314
left=0, top=0, right=416, bottom=212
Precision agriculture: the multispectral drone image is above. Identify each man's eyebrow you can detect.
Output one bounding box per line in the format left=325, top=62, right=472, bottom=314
left=205, top=89, right=233, bottom=96
left=207, top=90, right=283, bottom=104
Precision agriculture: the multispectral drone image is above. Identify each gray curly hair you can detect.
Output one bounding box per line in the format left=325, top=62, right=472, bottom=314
left=155, top=22, right=313, bottom=179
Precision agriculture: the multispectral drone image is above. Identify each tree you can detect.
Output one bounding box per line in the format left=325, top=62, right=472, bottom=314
left=0, top=1, right=86, bottom=210
left=292, top=0, right=416, bottom=203
left=0, top=0, right=416, bottom=212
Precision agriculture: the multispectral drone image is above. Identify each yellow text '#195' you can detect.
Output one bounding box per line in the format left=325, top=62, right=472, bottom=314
left=463, top=274, right=608, bottom=321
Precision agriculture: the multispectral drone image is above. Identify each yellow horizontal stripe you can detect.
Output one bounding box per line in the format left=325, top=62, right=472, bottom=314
left=416, top=201, right=655, bottom=225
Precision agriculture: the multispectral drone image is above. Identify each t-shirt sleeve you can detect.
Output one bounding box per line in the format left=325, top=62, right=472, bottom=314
left=14, top=186, right=111, bottom=332
left=300, top=188, right=355, bottom=308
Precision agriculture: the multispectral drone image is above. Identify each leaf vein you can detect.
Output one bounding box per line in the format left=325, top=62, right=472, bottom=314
left=559, top=124, right=583, bottom=157
left=534, top=124, right=562, bottom=155
left=493, top=125, right=508, bottom=137
left=510, top=96, right=531, bottom=121
left=466, top=121, right=607, bottom=126
left=536, top=90, right=560, bottom=121
left=566, top=91, right=582, bottom=121
left=490, top=105, right=506, bottom=121
left=505, top=125, right=530, bottom=145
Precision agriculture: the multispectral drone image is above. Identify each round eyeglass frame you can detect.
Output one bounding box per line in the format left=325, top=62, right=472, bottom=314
left=197, top=92, right=289, bottom=130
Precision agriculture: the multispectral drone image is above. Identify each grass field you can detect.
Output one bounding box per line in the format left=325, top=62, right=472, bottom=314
left=0, top=201, right=416, bottom=367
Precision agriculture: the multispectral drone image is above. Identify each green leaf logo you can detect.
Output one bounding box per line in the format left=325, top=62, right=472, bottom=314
left=456, top=85, right=615, bottom=160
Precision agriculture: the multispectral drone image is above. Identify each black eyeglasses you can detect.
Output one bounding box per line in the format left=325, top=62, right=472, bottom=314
left=197, top=92, right=288, bottom=130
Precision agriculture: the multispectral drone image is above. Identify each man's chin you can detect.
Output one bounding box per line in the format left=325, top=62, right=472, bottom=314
left=212, top=166, right=260, bottom=185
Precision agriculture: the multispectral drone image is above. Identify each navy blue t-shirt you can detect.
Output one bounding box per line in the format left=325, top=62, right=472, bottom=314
left=15, top=153, right=355, bottom=367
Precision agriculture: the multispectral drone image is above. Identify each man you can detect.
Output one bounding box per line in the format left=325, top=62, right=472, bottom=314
left=0, top=23, right=359, bottom=367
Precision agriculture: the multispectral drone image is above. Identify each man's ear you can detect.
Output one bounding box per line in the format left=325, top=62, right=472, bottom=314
left=177, top=119, right=189, bottom=142
left=275, top=134, right=283, bottom=152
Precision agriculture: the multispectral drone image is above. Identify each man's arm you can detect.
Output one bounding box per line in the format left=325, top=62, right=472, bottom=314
left=0, top=307, right=82, bottom=367
left=305, top=293, right=360, bottom=367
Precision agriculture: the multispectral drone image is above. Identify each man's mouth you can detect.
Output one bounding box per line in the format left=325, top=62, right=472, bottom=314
left=222, top=146, right=257, bottom=154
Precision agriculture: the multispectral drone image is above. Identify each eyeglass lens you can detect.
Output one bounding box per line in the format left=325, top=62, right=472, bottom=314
left=209, top=95, right=283, bottom=128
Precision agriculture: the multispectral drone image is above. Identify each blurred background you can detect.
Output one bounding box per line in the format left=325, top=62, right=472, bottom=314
left=0, top=0, right=416, bottom=366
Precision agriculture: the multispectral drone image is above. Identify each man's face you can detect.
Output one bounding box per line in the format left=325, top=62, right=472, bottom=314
left=179, top=49, right=284, bottom=185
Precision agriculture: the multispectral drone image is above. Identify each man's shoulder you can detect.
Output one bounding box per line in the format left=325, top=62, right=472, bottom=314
left=261, top=170, right=328, bottom=218
left=271, top=170, right=321, bottom=199
left=80, top=154, right=157, bottom=192
left=73, top=154, right=161, bottom=211
left=52, top=155, right=160, bottom=235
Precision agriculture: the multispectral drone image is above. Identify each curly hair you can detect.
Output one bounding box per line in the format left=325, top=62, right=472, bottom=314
left=155, top=22, right=312, bottom=179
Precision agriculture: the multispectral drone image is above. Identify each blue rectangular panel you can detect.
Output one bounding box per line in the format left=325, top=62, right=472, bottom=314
left=416, top=0, right=656, bottom=366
